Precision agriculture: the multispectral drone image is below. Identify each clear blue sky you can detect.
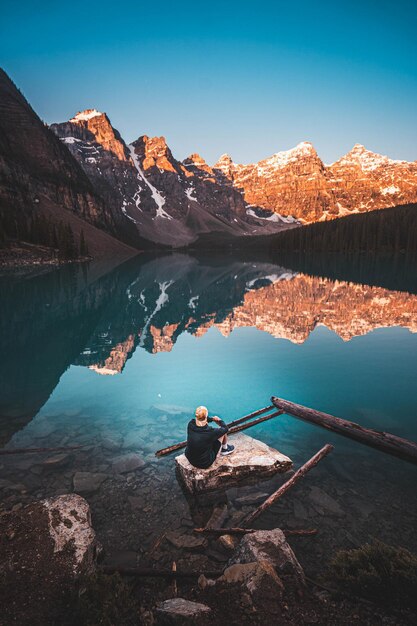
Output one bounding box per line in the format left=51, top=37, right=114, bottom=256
left=1, top=0, right=416, bottom=165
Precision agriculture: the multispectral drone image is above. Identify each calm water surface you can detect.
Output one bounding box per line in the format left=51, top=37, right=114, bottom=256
left=1, top=253, right=416, bottom=573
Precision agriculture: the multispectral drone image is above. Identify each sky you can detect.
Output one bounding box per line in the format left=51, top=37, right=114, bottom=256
left=1, top=0, right=416, bottom=165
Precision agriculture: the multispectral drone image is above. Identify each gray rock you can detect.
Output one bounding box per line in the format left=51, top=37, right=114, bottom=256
left=166, top=531, right=207, bottom=551
left=175, top=433, right=292, bottom=493
left=101, top=437, right=122, bottom=452
left=218, top=534, right=236, bottom=552
left=73, top=472, right=108, bottom=494
left=308, top=486, right=344, bottom=516
left=156, top=598, right=211, bottom=624
left=222, top=559, right=284, bottom=599
left=112, top=453, right=145, bottom=474
left=152, top=403, right=192, bottom=416
left=42, top=494, right=98, bottom=574
left=41, top=453, right=71, bottom=468
left=228, top=528, right=305, bottom=588
left=121, top=432, right=145, bottom=450
left=235, top=492, right=269, bottom=507
left=128, top=495, right=144, bottom=511
left=293, top=499, right=309, bottom=519
left=205, top=504, right=228, bottom=529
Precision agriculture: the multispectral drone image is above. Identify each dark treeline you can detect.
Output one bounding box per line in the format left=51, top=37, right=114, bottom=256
left=271, top=204, right=417, bottom=294
left=273, top=204, right=417, bottom=261
left=0, top=210, right=89, bottom=260
left=272, top=249, right=417, bottom=295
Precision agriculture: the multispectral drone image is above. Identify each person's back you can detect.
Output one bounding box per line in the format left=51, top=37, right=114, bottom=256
left=185, top=405, right=235, bottom=469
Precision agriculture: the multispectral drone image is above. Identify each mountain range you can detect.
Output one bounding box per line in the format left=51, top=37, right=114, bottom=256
left=1, top=68, right=416, bottom=256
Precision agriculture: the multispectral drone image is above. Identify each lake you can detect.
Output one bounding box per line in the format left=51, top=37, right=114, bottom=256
left=1, top=252, right=417, bottom=576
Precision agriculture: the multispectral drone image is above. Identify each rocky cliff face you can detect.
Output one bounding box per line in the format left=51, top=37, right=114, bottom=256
left=51, top=112, right=296, bottom=247
left=0, top=70, right=136, bottom=257
left=326, top=144, right=417, bottom=218
left=213, top=142, right=417, bottom=223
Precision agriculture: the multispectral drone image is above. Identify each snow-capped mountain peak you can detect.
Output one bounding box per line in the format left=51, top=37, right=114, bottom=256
left=70, top=109, right=103, bottom=122
left=334, top=144, right=407, bottom=171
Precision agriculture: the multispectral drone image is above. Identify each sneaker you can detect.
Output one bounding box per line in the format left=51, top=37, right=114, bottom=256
left=221, top=444, right=235, bottom=456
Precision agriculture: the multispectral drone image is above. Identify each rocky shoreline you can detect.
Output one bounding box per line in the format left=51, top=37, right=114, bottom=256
left=0, top=241, right=91, bottom=273
left=1, top=492, right=414, bottom=625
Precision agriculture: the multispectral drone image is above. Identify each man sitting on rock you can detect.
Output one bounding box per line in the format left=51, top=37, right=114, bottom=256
left=185, top=406, right=235, bottom=468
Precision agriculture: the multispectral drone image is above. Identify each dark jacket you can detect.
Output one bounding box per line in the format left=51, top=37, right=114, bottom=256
left=185, top=417, right=228, bottom=469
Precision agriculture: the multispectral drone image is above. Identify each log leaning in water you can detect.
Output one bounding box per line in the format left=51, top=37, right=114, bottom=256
left=155, top=405, right=279, bottom=457
left=242, top=443, right=334, bottom=527
left=272, top=395, right=417, bottom=465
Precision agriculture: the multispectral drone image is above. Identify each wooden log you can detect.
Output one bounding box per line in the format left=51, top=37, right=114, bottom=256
left=194, top=527, right=255, bottom=536
left=281, top=528, right=318, bottom=537
left=242, top=444, right=334, bottom=527
left=225, top=404, right=275, bottom=428
left=272, top=395, right=417, bottom=465
left=100, top=566, right=223, bottom=579
left=155, top=405, right=279, bottom=457
left=194, top=527, right=317, bottom=537
left=0, top=444, right=87, bottom=456
left=227, top=410, right=283, bottom=436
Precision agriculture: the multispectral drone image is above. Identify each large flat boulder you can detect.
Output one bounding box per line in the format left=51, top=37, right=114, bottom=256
left=175, top=432, right=292, bottom=493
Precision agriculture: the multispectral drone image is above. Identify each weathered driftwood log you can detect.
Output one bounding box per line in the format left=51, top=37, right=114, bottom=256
left=0, top=444, right=87, bottom=456
left=242, top=444, right=334, bottom=527
left=100, top=566, right=223, bottom=579
left=155, top=406, right=281, bottom=457
left=194, top=527, right=317, bottom=537
left=272, top=395, right=417, bottom=465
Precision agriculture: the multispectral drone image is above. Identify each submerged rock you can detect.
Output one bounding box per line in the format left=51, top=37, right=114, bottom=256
left=175, top=433, right=292, bottom=493
left=308, top=486, right=344, bottom=516
left=155, top=598, right=211, bottom=624
left=112, top=453, right=145, bottom=474
left=73, top=471, right=108, bottom=494
left=166, top=531, right=207, bottom=550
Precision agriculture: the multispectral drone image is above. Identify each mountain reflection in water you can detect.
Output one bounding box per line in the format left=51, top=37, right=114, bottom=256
left=1, top=252, right=417, bottom=444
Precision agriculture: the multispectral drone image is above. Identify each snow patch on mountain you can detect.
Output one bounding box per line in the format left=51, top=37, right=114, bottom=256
left=246, top=208, right=297, bottom=224
left=128, top=145, right=172, bottom=220
left=382, top=185, right=401, bottom=195
left=185, top=187, right=197, bottom=202
left=61, top=136, right=81, bottom=144
left=334, top=144, right=407, bottom=171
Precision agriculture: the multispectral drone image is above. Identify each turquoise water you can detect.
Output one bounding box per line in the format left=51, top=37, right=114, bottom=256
left=1, top=253, right=417, bottom=572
